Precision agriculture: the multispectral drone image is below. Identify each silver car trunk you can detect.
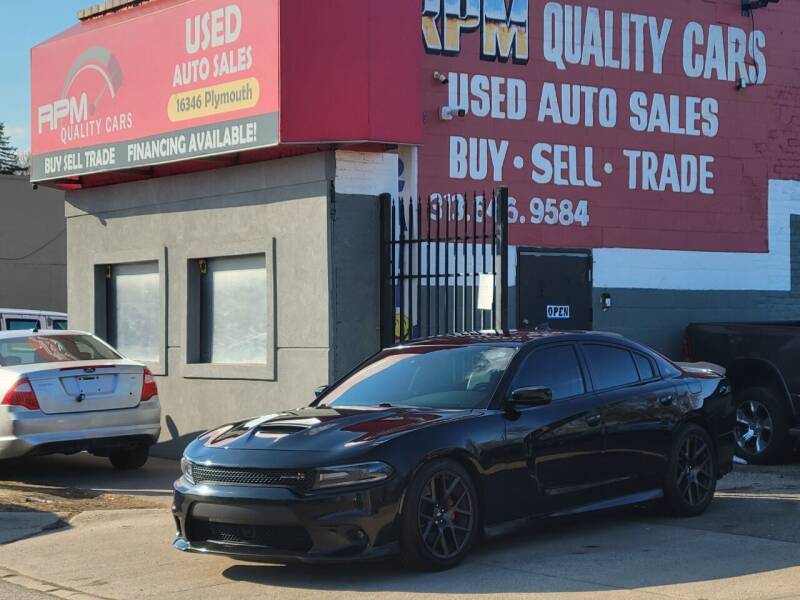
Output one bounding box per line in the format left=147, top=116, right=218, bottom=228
left=26, top=362, right=144, bottom=415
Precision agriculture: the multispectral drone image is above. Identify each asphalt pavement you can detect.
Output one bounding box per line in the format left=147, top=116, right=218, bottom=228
left=0, top=452, right=178, bottom=506
left=0, top=453, right=798, bottom=600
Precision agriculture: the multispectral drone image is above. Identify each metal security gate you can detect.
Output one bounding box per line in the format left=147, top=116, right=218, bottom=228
left=380, top=188, right=509, bottom=347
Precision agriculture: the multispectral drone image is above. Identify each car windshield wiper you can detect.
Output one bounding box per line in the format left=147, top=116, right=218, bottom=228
left=322, top=402, right=412, bottom=410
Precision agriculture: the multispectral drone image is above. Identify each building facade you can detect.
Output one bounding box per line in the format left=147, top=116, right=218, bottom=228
left=64, top=151, right=391, bottom=454
left=29, top=0, right=800, bottom=454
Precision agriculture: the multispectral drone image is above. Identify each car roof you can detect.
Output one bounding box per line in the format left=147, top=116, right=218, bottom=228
left=0, top=329, right=92, bottom=340
left=391, top=329, right=630, bottom=349
left=0, top=309, right=67, bottom=318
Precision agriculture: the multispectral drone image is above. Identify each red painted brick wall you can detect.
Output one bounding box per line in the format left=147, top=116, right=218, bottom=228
left=418, top=0, right=800, bottom=253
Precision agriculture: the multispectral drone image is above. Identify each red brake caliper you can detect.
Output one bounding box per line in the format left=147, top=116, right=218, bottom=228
left=448, top=497, right=456, bottom=522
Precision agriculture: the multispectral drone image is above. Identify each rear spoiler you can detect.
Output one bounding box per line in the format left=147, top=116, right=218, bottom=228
left=675, top=361, right=727, bottom=377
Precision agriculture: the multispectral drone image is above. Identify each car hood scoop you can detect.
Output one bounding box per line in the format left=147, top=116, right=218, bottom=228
left=257, top=424, right=309, bottom=434
left=255, top=422, right=312, bottom=438
left=202, top=406, right=475, bottom=451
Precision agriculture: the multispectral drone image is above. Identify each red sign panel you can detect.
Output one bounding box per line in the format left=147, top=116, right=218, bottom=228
left=30, top=0, right=280, bottom=182
left=418, top=0, right=800, bottom=253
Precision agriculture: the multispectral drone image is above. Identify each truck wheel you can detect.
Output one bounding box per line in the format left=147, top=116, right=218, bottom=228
left=109, top=446, right=150, bottom=470
left=735, top=387, right=790, bottom=465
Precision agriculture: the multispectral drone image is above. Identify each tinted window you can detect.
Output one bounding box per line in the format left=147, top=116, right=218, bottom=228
left=0, top=334, right=120, bottom=366
left=653, top=351, right=682, bottom=378
left=324, top=345, right=517, bottom=410
left=633, top=353, right=656, bottom=380
left=583, top=344, right=640, bottom=391
left=510, top=345, right=585, bottom=401
left=6, top=319, right=41, bottom=331
left=52, top=319, right=68, bottom=330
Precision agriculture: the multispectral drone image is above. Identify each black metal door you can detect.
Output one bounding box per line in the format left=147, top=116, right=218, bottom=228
left=517, top=251, right=592, bottom=331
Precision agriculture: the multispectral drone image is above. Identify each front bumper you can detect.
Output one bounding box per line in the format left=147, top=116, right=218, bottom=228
left=172, top=475, right=404, bottom=563
left=0, top=400, right=161, bottom=460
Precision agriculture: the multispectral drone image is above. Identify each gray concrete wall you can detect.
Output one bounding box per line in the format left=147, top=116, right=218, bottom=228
left=0, top=176, right=66, bottom=311
left=329, top=192, right=381, bottom=379
left=65, top=154, right=340, bottom=456
left=593, top=216, right=800, bottom=359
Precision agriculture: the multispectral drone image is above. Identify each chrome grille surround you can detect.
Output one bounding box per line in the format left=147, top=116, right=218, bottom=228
left=189, top=463, right=310, bottom=488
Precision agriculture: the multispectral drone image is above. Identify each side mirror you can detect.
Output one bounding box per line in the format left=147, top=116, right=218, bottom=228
left=314, top=385, right=329, bottom=398
left=508, top=386, right=552, bottom=408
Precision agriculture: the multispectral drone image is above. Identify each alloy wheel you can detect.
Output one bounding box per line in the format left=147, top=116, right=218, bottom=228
left=736, top=400, right=774, bottom=455
left=676, top=433, right=714, bottom=507
left=417, top=470, right=475, bottom=560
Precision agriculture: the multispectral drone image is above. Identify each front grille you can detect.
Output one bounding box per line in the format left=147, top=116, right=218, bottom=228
left=188, top=519, right=313, bottom=553
left=190, top=463, right=310, bottom=489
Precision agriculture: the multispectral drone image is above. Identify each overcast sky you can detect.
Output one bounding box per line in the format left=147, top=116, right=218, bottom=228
left=2, top=1, right=88, bottom=153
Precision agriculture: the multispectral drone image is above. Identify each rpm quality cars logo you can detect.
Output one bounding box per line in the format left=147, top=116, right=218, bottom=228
left=37, top=46, right=133, bottom=145
left=422, top=0, right=529, bottom=63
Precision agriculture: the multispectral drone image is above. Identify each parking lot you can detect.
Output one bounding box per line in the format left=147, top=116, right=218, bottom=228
left=0, top=454, right=798, bottom=600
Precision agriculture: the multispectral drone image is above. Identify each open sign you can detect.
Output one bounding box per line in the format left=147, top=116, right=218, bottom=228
left=547, top=305, right=571, bottom=320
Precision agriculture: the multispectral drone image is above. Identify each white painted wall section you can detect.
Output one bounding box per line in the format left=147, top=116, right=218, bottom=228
left=594, top=180, right=800, bottom=291
left=334, top=150, right=399, bottom=197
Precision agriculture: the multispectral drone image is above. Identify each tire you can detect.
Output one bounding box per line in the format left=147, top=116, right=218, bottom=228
left=109, top=446, right=149, bottom=470
left=400, top=458, right=480, bottom=571
left=663, top=424, right=717, bottom=517
left=734, top=386, right=790, bottom=465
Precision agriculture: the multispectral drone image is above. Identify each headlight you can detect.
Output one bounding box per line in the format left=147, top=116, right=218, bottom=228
left=180, top=457, right=194, bottom=485
left=311, top=462, right=393, bottom=490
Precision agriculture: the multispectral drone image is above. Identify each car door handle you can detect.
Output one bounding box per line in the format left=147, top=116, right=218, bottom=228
left=658, top=395, right=675, bottom=406
left=585, top=413, right=602, bottom=427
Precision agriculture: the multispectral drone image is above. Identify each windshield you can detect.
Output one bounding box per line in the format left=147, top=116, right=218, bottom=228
left=322, top=345, right=518, bottom=410
left=0, top=334, right=121, bottom=366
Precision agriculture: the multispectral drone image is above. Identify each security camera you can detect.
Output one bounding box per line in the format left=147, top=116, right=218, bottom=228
left=440, top=106, right=467, bottom=121
left=433, top=71, right=448, bottom=85
left=742, top=0, right=779, bottom=15
left=737, top=76, right=748, bottom=90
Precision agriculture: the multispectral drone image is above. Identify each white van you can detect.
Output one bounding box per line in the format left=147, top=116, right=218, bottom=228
left=0, top=309, right=68, bottom=332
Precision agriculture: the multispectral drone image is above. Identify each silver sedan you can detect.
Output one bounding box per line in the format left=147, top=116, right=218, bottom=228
left=0, top=330, right=161, bottom=469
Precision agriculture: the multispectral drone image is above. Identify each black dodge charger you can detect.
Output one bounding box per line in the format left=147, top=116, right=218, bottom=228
left=173, top=331, right=734, bottom=570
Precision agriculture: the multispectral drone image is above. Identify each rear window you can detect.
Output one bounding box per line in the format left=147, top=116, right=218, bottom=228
left=52, top=319, right=68, bottom=330
left=0, top=335, right=120, bottom=366
left=633, top=353, right=656, bottom=380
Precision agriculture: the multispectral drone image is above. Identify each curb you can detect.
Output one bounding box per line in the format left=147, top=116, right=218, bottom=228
left=0, top=512, right=67, bottom=545
left=0, top=567, right=110, bottom=600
